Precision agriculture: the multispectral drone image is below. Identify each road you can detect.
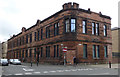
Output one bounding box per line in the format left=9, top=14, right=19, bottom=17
left=1, top=63, right=119, bottom=77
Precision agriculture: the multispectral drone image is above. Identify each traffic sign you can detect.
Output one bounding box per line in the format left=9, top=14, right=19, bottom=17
left=63, top=48, right=67, bottom=52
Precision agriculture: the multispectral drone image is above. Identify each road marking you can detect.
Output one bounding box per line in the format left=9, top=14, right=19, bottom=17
left=71, top=69, right=78, bottom=71
left=23, top=68, right=34, bottom=71
left=14, top=73, right=23, bottom=75
left=49, top=71, right=56, bottom=73
left=24, top=72, right=32, bottom=75
left=64, top=70, right=71, bottom=72
left=34, top=72, right=41, bottom=74
left=43, top=71, right=49, bottom=73
left=56, top=70, right=64, bottom=72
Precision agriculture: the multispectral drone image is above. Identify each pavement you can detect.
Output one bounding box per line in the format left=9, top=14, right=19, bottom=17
left=22, top=62, right=119, bottom=69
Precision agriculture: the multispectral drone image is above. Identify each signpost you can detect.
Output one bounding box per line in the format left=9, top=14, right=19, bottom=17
left=63, top=47, right=67, bottom=66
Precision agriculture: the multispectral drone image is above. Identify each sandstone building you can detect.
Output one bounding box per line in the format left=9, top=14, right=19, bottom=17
left=112, top=27, right=120, bottom=63
left=7, top=2, right=112, bottom=64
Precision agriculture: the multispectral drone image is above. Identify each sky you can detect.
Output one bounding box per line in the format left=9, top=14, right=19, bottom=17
left=0, top=0, right=119, bottom=42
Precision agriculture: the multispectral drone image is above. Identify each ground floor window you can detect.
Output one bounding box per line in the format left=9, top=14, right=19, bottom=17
left=46, top=46, right=50, bottom=58
left=104, top=46, right=108, bottom=58
left=83, top=44, right=87, bottom=58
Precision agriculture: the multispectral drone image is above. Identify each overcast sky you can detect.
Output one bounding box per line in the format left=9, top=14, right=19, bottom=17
left=0, top=0, right=119, bottom=42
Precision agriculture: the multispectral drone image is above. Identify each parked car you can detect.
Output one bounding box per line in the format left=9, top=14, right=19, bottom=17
left=9, top=59, right=14, bottom=64
left=0, top=59, right=9, bottom=66
left=12, top=59, right=21, bottom=65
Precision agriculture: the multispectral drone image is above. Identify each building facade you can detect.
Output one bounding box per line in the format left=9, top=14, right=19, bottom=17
left=0, top=43, right=2, bottom=59
left=2, top=41, right=8, bottom=59
left=7, top=2, right=112, bottom=64
left=112, top=27, right=120, bottom=63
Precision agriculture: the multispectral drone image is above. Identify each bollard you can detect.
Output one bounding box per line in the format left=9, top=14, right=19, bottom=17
left=30, top=61, right=32, bottom=67
left=109, top=61, right=111, bottom=68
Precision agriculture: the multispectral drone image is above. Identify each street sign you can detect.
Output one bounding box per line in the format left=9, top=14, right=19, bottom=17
left=63, top=48, right=67, bottom=52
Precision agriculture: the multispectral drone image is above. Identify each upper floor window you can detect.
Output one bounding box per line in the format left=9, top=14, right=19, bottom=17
left=82, top=20, right=87, bottom=34
left=96, top=23, right=99, bottom=35
left=92, top=22, right=95, bottom=35
left=37, top=30, right=40, bottom=41
left=65, top=19, right=70, bottom=32
left=41, top=29, right=43, bottom=40
left=26, top=35, right=28, bottom=44
left=30, top=33, right=32, bottom=43
left=34, top=32, right=37, bottom=41
left=46, top=27, right=50, bottom=38
left=65, top=18, right=76, bottom=32
left=71, top=19, right=76, bottom=32
left=103, top=25, right=107, bottom=36
left=54, top=23, right=59, bottom=36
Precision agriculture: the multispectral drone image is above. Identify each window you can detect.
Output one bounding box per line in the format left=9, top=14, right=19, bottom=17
left=83, top=44, right=87, bottom=58
left=65, top=18, right=76, bottom=32
left=37, top=30, right=40, bottom=41
left=46, top=46, right=50, bottom=58
left=46, top=27, right=50, bottom=38
left=92, top=22, right=95, bottom=35
left=93, top=45, right=100, bottom=59
left=26, top=35, right=28, bottom=44
left=22, top=50, right=24, bottom=58
left=29, top=49, right=32, bottom=57
left=96, top=45, right=100, bottom=58
left=30, top=33, right=32, bottom=43
left=65, top=19, right=70, bottom=32
left=54, top=45, right=59, bottom=58
left=41, top=29, right=43, bottom=40
left=104, top=46, right=108, bottom=58
left=26, top=49, right=28, bottom=58
left=34, top=32, right=36, bottom=41
left=103, top=25, right=107, bottom=36
left=19, top=50, right=21, bottom=58
left=20, top=38, right=21, bottom=46
left=96, top=23, right=99, bottom=35
left=83, top=20, right=87, bottom=33
left=34, top=48, right=36, bottom=58
left=54, top=45, right=56, bottom=57
left=57, top=45, right=59, bottom=57
left=93, top=45, right=96, bottom=58
left=41, top=47, right=43, bottom=57
left=54, top=23, right=59, bottom=36
left=71, top=19, right=76, bottom=32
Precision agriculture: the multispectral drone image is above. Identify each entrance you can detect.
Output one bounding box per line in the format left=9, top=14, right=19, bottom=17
left=66, top=50, right=76, bottom=65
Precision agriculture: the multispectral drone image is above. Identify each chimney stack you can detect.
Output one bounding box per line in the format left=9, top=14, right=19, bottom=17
left=73, top=2, right=79, bottom=9
left=22, top=27, right=26, bottom=33
left=62, top=2, right=79, bottom=10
